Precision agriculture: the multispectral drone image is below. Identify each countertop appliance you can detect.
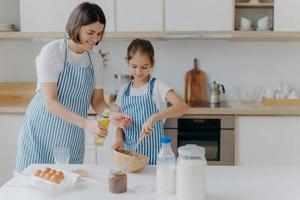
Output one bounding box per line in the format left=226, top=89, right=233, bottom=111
left=164, top=115, right=235, bottom=165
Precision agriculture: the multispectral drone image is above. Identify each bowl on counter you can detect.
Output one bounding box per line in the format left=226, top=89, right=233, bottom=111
left=234, top=86, right=262, bottom=103
left=112, top=149, right=149, bottom=173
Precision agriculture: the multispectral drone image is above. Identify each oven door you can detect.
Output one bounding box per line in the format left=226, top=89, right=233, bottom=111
left=209, top=129, right=235, bottom=165
left=178, top=131, right=220, bottom=161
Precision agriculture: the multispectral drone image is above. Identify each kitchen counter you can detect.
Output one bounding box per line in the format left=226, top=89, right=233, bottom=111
left=2, top=101, right=300, bottom=116
left=188, top=100, right=300, bottom=116
left=1, top=164, right=300, bottom=200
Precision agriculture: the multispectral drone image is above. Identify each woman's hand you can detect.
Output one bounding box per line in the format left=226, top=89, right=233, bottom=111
left=140, top=115, right=156, bottom=137
left=84, top=119, right=108, bottom=137
left=110, top=112, right=132, bottom=129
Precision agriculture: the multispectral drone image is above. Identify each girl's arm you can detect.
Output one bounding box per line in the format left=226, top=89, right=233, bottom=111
left=40, top=83, right=105, bottom=136
left=141, top=90, right=188, bottom=135
left=154, top=89, right=188, bottom=120
left=113, top=127, right=125, bottom=150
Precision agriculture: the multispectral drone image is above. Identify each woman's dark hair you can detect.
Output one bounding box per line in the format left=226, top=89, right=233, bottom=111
left=126, top=39, right=155, bottom=65
left=66, top=2, right=106, bottom=45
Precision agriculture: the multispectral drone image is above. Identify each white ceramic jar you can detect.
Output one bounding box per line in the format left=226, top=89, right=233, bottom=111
left=176, top=145, right=207, bottom=200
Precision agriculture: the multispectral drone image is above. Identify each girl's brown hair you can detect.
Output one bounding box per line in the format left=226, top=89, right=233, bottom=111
left=66, top=2, right=106, bottom=45
left=127, top=39, right=155, bottom=65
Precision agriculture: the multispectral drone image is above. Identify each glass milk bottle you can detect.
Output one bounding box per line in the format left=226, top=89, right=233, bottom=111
left=177, top=144, right=207, bottom=200
left=156, top=137, right=176, bottom=194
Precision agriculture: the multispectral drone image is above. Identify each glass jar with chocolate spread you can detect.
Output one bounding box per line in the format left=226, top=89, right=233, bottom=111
left=108, top=169, right=127, bottom=193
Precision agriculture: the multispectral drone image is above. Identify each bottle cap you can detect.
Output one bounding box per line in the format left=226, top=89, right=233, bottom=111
left=103, top=109, right=110, bottom=117
left=161, top=137, right=171, bottom=144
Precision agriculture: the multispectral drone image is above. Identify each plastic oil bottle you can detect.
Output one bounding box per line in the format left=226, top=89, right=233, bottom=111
left=156, top=136, right=176, bottom=194
left=95, top=109, right=110, bottom=146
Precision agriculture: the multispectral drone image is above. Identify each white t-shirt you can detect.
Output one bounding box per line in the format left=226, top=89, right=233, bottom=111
left=35, top=39, right=104, bottom=91
left=115, top=77, right=172, bottom=113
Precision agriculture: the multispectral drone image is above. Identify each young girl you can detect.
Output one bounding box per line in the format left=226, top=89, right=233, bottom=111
left=113, top=39, right=188, bottom=165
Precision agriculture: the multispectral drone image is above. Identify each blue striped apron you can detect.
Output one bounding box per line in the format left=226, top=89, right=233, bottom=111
left=121, top=77, right=164, bottom=165
left=16, top=39, right=94, bottom=172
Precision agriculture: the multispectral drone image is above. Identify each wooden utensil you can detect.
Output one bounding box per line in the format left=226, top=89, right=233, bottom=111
left=72, top=169, right=107, bottom=184
left=185, top=59, right=207, bottom=105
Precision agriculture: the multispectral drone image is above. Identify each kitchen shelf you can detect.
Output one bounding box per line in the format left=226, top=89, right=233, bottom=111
left=164, top=31, right=232, bottom=39
left=2, top=31, right=300, bottom=41
left=235, top=3, right=274, bottom=9
left=232, top=31, right=300, bottom=40
left=0, top=31, right=165, bottom=40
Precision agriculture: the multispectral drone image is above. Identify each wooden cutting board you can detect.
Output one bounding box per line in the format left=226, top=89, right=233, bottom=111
left=263, top=98, right=300, bottom=106
left=185, top=59, right=207, bottom=105
left=0, top=82, right=35, bottom=103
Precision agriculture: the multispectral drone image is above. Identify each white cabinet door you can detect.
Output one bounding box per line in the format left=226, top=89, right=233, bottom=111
left=84, top=115, right=97, bottom=164
left=96, top=124, right=116, bottom=165
left=116, top=0, right=163, bottom=31
left=84, top=145, right=97, bottom=164
left=236, top=116, right=300, bottom=166
left=274, top=0, right=300, bottom=32
left=165, top=0, right=234, bottom=31
left=85, top=115, right=96, bottom=145
left=20, top=0, right=114, bottom=32
left=0, top=114, right=24, bottom=185
left=164, top=129, right=178, bottom=156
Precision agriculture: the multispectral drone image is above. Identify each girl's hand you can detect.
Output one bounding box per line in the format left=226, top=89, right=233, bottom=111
left=112, top=140, right=124, bottom=151
left=110, top=112, right=132, bottom=129
left=84, top=119, right=108, bottom=137
left=141, top=116, right=156, bottom=137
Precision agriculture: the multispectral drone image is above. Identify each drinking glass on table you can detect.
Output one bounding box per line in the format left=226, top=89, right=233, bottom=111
left=53, top=147, right=70, bottom=169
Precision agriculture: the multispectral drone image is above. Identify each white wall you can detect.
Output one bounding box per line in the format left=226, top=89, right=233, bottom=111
left=1, top=0, right=300, bottom=100
left=1, top=39, right=300, bottom=100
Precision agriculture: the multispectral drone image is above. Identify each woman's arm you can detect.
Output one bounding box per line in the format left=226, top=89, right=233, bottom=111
left=40, top=83, right=105, bottom=136
left=91, top=89, right=107, bottom=114
left=141, top=90, right=188, bottom=135
left=91, top=89, right=132, bottom=129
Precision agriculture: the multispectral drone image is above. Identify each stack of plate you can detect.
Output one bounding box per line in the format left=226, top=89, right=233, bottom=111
left=0, top=23, right=15, bottom=31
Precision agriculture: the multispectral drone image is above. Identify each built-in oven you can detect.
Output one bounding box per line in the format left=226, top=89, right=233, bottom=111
left=164, top=115, right=235, bottom=165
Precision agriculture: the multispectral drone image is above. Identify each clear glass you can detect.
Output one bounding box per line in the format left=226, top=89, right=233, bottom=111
left=53, top=147, right=70, bottom=168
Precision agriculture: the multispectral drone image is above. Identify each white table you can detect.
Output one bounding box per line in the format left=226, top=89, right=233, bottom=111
left=1, top=164, right=300, bottom=200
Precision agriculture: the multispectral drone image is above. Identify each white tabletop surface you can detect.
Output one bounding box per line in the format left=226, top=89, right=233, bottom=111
left=1, top=164, right=300, bottom=200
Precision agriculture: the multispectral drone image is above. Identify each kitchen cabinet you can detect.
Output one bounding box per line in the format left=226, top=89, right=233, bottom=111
left=164, top=118, right=178, bottom=155
left=84, top=115, right=97, bottom=164
left=234, top=0, right=274, bottom=31
left=274, top=0, right=300, bottom=32
left=236, top=116, right=300, bottom=166
left=20, top=0, right=115, bottom=32
left=83, top=145, right=97, bottom=164
left=0, top=113, right=98, bottom=185
left=0, top=114, right=24, bottom=186
left=96, top=124, right=116, bottom=165
left=116, top=0, right=163, bottom=32
left=165, top=0, right=234, bottom=31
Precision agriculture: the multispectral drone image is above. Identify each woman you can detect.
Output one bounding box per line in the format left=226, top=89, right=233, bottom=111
left=16, top=2, right=130, bottom=171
